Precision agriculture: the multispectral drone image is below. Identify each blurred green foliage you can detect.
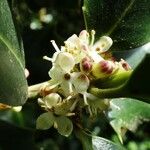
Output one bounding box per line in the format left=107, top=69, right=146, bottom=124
left=16, top=0, right=84, bottom=85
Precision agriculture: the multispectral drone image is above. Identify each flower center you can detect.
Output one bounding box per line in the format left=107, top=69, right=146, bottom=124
left=64, top=73, right=71, bottom=80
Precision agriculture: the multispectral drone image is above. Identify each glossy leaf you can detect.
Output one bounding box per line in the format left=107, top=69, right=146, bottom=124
left=75, top=129, right=124, bottom=150
left=113, top=42, right=150, bottom=69
left=55, top=116, right=73, bottom=137
left=92, top=136, right=124, bottom=150
left=124, top=53, right=150, bottom=101
left=0, top=0, right=27, bottom=105
left=112, top=43, right=150, bottom=101
left=108, top=98, right=150, bottom=142
left=36, top=112, right=55, bottom=130
left=83, top=0, right=150, bottom=51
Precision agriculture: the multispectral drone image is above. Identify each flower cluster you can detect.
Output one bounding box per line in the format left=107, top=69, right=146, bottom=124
left=36, top=30, right=131, bottom=136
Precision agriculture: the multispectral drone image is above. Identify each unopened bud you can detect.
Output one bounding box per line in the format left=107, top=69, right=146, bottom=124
left=80, top=57, right=93, bottom=73
left=92, top=60, right=115, bottom=78
left=119, top=59, right=131, bottom=71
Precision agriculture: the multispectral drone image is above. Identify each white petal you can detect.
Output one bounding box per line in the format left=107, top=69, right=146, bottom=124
left=72, top=73, right=90, bottom=93
left=88, top=50, right=104, bottom=63
left=93, top=36, right=113, bottom=52
left=48, top=66, right=64, bottom=80
left=44, top=93, right=62, bottom=108
left=79, top=30, right=89, bottom=44
left=56, top=52, right=75, bottom=72
left=61, top=81, right=73, bottom=96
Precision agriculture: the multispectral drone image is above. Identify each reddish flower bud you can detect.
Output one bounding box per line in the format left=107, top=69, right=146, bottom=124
left=80, top=57, right=93, bottom=73
left=92, top=60, right=115, bottom=78
left=120, top=59, right=131, bottom=71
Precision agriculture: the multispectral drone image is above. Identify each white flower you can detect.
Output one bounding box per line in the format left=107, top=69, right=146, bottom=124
left=43, top=30, right=115, bottom=102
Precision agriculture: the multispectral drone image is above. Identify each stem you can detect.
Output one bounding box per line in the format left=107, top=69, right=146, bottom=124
left=75, top=127, right=93, bottom=150
left=28, top=81, right=50, bottom=99
left=89, top=84, right=128, bottom=99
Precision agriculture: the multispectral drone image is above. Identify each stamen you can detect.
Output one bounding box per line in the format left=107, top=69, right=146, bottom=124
left=88, top=106, right=93, bottom=117
left=83, top=93, right=88, bottom=105
left=43, top=56, right=53, bottom=61
left=51, top=40, right=60, bottom=52
left=69, top=82, right=73, bottom=94
left=66, top=95, right=72, bottom=101
left=90, top=30, right=95, bottom=46
left=86, top=93, right=98, bottom=100
left=70, top=99, right=79, bottom=111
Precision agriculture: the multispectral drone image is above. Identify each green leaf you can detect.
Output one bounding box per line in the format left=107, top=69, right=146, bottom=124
left=92, top=136, right=124, bottom=150
left=75, top=129, right=93, bottom=150
left=83, top=0, right=150, bottom=50
left=113, top=43, right=150, bottom=69
left=36, top=112, right=55, bottom=130
left=55, top=116, right=73, bottom=137
left=0, top=0, right=27, bottom=105
left=124, top=53, right=150, bottom=101
left=112, top=43, right=150, bottom=102
left=75, top=129, right=124, bottom=150
left=108, top=98, right=150, bottom=143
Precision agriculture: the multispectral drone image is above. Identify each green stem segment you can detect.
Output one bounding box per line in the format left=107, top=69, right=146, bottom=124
left=75, top=127, right=93, bottom=150
left=90, top=85, right=128, bottom=99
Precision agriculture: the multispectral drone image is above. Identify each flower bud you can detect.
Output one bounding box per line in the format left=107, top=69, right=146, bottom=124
left=119, top=59, right=131, bottom=71
left=80, top=57, right=93, bottom=73
left=92, top=60, right=115, bottom=78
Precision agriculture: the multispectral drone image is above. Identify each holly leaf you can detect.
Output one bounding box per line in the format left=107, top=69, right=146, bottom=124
left=92, top=136, right=124, bottom=150
left=83, top=0, right=150, bottom=51
left=0, top=0, right=28, bottom=105
left=124, top=52, right=150, bottom=102
left=108, top=98, right=150, bottom=143
left=113, top=43, right=150, bottom=69
left=113, top=43, right=150, bottom=102
left=75, top=129, right=124, bottom=150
